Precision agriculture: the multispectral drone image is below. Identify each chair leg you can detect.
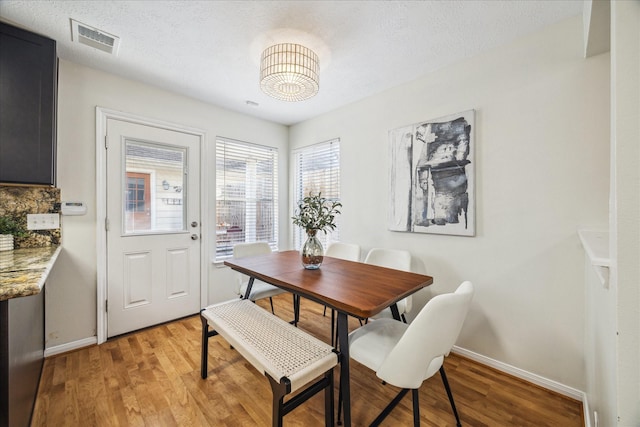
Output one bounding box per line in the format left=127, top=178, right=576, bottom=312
left=323, top=305, right=327, bottom=316
left=439, top=366, right=462, bottom=427
left=269, top=297, right=275, bottom=314
left=370, top=388, right=410, bottom=427
left=412, top=388, right=420, bottom=426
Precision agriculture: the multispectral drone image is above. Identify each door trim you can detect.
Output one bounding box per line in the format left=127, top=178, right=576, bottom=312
left=96, top=107, right=208, bottom=344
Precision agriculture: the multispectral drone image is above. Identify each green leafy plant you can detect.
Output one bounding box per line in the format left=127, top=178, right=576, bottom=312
left=292, top=192, right=342, bottom=233
left=0, top=216, right=28, bottom=237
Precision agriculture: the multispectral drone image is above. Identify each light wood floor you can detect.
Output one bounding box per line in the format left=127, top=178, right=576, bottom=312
left=32, top=295, right=583, bottom=426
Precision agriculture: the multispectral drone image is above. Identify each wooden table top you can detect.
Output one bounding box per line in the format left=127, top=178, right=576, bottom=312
left=224, top=250, right=433, bottom=319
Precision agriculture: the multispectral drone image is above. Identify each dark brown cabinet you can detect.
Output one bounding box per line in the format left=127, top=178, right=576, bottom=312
left=0, top=289, right=45, bottom=427
left=0, top=21, right=57, bottom=186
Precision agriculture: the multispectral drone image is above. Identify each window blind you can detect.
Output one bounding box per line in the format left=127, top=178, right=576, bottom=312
left=215, top=137, right=278, bottom=260
left=293, top=139, right=341, bottom=250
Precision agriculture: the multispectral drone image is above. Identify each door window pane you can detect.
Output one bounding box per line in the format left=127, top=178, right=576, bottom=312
left=124, top=140, right=187, bottom=234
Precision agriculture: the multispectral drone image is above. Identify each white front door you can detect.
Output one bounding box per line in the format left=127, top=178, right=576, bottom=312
left=106, top=118, right=201, bottom=337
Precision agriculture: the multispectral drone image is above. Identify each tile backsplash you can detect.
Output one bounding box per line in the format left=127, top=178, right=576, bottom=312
left=0, top=186, right=61, bottom=248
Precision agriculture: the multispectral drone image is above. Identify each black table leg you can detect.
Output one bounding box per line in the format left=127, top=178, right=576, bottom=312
left=337, top=311, right=351, bottom=427
left=243, top=277, right=255, bottom=299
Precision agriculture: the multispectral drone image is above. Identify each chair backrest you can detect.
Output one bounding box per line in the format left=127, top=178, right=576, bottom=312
left=325, top=242, right=361, bottom=262
left=233, top=242, right=272, bottom=292
left=233, top=241, right=272, bottom=259
left=364, top=248, right=411, bottom=271
left=364, top=248, right=413, bottom=313
left=376, top=281, right=474, bottom=389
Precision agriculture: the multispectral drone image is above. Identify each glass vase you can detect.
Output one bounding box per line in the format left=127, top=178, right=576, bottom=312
left=301, top=229, right=324, bottom=269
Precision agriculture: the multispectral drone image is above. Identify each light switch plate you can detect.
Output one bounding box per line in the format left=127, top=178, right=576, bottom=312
left=27, top=213, right=60, bottom=230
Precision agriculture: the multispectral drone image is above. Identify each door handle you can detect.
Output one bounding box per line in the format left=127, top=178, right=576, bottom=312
left=191, top=221, right=198, bottom=228
left=191, top=234, right=198, bottom=240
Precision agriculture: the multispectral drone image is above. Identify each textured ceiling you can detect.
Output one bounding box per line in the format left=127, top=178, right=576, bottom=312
left=0, top=1, right=583, bottom=125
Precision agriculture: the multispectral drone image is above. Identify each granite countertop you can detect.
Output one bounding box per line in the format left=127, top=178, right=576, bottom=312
left=0, top=246, right=61, bottom=301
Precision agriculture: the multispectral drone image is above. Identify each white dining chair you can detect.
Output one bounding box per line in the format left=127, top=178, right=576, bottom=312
left=324, top=242, right=361, bottom=345
left=325, top=242, right=361, bottom=262
left=324, top=243, right=361, bottom=316
left=364, top=248, right=413, bottom=323
left=233, top=242, right=291, bottom=316
left=340, top=281, right=474, bottom=426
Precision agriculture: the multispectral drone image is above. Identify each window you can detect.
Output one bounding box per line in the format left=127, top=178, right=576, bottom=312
left=215, top=137, right=278, bottom=261
left=124, top=140, right=186, bottom=234
left=293, top=139, right=341, bottom=250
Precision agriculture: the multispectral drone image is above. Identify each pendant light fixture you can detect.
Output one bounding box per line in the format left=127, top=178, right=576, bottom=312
left=260, top=43, right=319, bottom=102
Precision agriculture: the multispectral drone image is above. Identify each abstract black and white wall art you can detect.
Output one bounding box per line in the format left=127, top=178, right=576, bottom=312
left=388, top=110, right=475, bottom=236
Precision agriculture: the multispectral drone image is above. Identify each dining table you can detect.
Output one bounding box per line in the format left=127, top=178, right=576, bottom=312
left=224, top=249, right=434, bottom=427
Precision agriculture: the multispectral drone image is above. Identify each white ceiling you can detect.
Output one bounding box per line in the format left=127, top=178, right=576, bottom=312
left=0, top=1, right=584, bottom=126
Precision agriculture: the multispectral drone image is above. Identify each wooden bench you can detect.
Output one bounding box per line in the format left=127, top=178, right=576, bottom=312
left=200, top=299, right=338, bottom=427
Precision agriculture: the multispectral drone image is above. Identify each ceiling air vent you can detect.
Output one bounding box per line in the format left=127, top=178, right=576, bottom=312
left=71, top=19, right=120, bottom=55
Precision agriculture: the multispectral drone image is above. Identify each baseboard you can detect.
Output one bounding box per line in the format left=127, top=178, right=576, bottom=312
left=452, top=346, right=590, bottom=426
left=44, top=336, right=97, bottom=358
left=451, top=345, right=586, bottom=402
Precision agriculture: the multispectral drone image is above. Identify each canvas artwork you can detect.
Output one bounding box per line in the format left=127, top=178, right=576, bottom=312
left=388, top=110, right=475, bottom=236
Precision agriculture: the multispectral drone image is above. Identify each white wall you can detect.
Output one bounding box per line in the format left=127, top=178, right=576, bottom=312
left=610, top=1, right=640, bottom=425
left=289, top=15, right=610, bottom=390
left=47, top=60, right=288, bottom=349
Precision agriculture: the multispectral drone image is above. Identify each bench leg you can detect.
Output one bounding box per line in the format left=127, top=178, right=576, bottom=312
left=324, top=368, right=335, bottom=427
left=267, top=371, right=334, bottom=427
left=200, top=310, right=221, bottom=379
left=268, top=376, right=289, bottom=427
left=200, top=311, right=209, bottom=379
left=273, top=393, right=285, bottom=427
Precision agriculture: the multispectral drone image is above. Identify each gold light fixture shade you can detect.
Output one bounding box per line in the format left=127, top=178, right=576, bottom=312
left=260, top=43, right=319, bottom=102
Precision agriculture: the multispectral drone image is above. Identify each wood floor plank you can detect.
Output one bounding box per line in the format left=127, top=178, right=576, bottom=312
left=32, top=295, right=583, bottom=426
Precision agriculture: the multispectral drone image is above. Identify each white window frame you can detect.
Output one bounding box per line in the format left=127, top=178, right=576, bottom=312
left=292, top=139, right=341, bottom=250
left=215, top=137, right=278, bottom=261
